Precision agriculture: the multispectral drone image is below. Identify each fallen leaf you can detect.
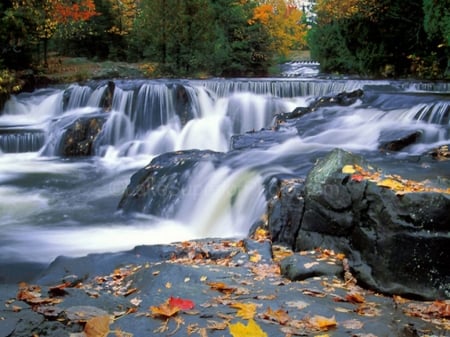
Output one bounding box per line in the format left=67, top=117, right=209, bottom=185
left=229, top=319, right=267, bottom=337
left=207, top=320, right=228, bottom=330
left=165, top=282, right=172, bottom=289
left=207, top=282, right=236, bottom=294
left=377, top=178, right=404, bottom=191
left=230, top=302, right=257, bottom=320
left=351, top=174, right=365, bottom=182
left=168, top=296, right=195, bottom=310
left=310, top=315, right=337, bottom=330
left=84, top=315, right=111, bottom=337
left=342, top=165, right=356, bottom=174
left=345, top=291, right=365, bottom=304
left=262, top=307, right=290, bottom=325
left=150, top=302, right=180, bottom=318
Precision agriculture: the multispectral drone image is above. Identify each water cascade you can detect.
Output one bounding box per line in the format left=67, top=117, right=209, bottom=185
left=0, top=78, right=449, bottom=266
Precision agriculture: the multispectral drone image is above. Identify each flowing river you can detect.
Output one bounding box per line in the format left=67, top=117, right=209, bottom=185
left=0, top=78, right=449, bottom=275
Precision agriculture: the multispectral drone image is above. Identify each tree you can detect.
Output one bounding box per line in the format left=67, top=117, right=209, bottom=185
left=131, top=0, right=215, bottom=75
left=309, top=0, right=428, bottom=77
left=422, top=0, right=450, bottom=75
left=252, top=0, right=308, bottom=58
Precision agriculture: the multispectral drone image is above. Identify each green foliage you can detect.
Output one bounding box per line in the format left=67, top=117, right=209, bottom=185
left=309, top=0, right=448, bottom=78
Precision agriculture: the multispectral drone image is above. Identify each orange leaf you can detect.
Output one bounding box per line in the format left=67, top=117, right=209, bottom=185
left=207, top=282, right=236, bottom=294
left=345, top=292, right=365, bottom=304
left=310, top=315, right=337, bottom=330
left=150, top=302, right=180, bottom=318
left=168, top=296, right=195, bottom=310
left=84, top=315, right=111, bottom=337
left=229, top=319, right=267, bottom=337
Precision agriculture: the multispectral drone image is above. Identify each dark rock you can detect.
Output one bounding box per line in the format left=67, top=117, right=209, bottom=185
left=61, top=115, right=107, bottom=156
left=118, top=150, right=223, bottom=215
left=275, top=89, right=364, bottom=124
left=280, top=253, right=343, bottom=281
left=379, top=129, right=422, bottom=151
left=263, top=148, right=450, bottom=299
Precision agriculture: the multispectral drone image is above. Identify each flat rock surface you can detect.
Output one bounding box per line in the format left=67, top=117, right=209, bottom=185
left=1, top=236, right=449, bottom=337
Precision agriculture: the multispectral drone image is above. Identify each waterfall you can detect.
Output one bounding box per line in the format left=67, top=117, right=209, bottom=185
left=0, top=78, right=449, bottom=264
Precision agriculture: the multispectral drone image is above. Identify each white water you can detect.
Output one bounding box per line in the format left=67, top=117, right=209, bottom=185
left=0, top=79, right=449, bottom=265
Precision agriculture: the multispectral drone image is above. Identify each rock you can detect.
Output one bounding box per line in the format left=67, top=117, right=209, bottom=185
left=118, top=150, right=223, bottom=215
left=280, top=253, right=343, bottom=281
left=262, top=148, right=450, bottom=299
left=62, top=115, right=107, bottom=156
left=275, top=89, right=364, bottom=124
left=379, top=129, right=422, bottom=151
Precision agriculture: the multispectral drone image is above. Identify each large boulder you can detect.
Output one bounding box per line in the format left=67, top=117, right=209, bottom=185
left=264, top=148, right=450, bottom=299
left=118, top=150, right=223, bottom=216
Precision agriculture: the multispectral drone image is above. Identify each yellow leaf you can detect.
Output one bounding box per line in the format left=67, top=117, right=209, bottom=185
left=342, top=165, right=356, bottom=174
left=230, top=302, right=257, bottom=320
left=377, top=178, right=404, bottom=191
left=310, top=315, right=337, bottom=330
left=84, top=315, right=111, bottom=337
left=229, top=319, right=267, bottom=337
left=165, top=282, right=172, bottom=289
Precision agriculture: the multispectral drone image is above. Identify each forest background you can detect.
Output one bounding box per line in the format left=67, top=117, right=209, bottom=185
left=0, top=0, right=449, bottom=101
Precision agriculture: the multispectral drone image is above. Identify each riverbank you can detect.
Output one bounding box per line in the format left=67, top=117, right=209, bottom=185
left=1, top=236, right=449, bottom=337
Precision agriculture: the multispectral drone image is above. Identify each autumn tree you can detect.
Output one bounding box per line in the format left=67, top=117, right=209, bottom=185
left=252, top=0, right=308, bottom=58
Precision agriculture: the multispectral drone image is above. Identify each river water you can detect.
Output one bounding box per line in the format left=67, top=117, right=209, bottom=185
left=0, top=77, right=449, bottom=272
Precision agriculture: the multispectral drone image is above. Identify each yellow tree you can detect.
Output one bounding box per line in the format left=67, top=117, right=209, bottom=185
left=252, top=0, right=308, bottom=57
left=107, top=0, right=139, bottom=36
left=314, top=0, right=386, bottom=24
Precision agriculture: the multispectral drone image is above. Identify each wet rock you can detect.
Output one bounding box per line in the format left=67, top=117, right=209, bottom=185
left=62, top=115, right=107, bottom=156
left=275, top=89, right=364, bottom=124
left=118, top=150, right=223, bottom=216
left=263, top=148, right=450, bottom=299
left=379, top=129, right=422, bottom=151
left=280, top=254, right=343, bottom=281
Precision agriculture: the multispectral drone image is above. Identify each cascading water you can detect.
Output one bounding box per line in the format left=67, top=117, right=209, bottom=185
left=0, top=78, right=449, bottom=273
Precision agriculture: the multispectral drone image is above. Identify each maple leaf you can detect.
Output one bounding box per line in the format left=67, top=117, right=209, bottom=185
left=229, top=319, right=267, bottom=337
left=150, top=302, right=180, bottom=318
left=230, top=302, right=257, bottom=320
left=168, top=296, right=195, bottom=310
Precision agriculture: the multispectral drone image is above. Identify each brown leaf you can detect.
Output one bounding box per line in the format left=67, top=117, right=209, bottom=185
left=150, top=302, right=180, bottom=318
left=207, top=282, right=236, bottom=294
left=84, top=315, right=111, bottom=337
left=345, top=291, right=365, bottom=304
left=262, top=307, right=290, bottom=325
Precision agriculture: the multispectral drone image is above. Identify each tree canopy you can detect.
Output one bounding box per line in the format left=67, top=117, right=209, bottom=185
left=0, top=0, right=449, bottom=79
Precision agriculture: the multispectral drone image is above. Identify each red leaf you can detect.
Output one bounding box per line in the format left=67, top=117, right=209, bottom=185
left=168, top=296, right=195, bottom=310
left=351, top=174, right=365, bottom=182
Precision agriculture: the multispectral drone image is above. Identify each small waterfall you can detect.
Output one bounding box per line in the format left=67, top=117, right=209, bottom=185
left=174, top=162, right=266, bottom=237
left=0, top=130, right=46, bottom=153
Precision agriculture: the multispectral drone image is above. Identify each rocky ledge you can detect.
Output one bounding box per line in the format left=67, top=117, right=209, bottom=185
left=1, top=236, right=449, bottom=337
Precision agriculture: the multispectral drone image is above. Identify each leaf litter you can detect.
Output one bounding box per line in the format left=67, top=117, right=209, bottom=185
left=6, top=237, right=449, bottom=336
